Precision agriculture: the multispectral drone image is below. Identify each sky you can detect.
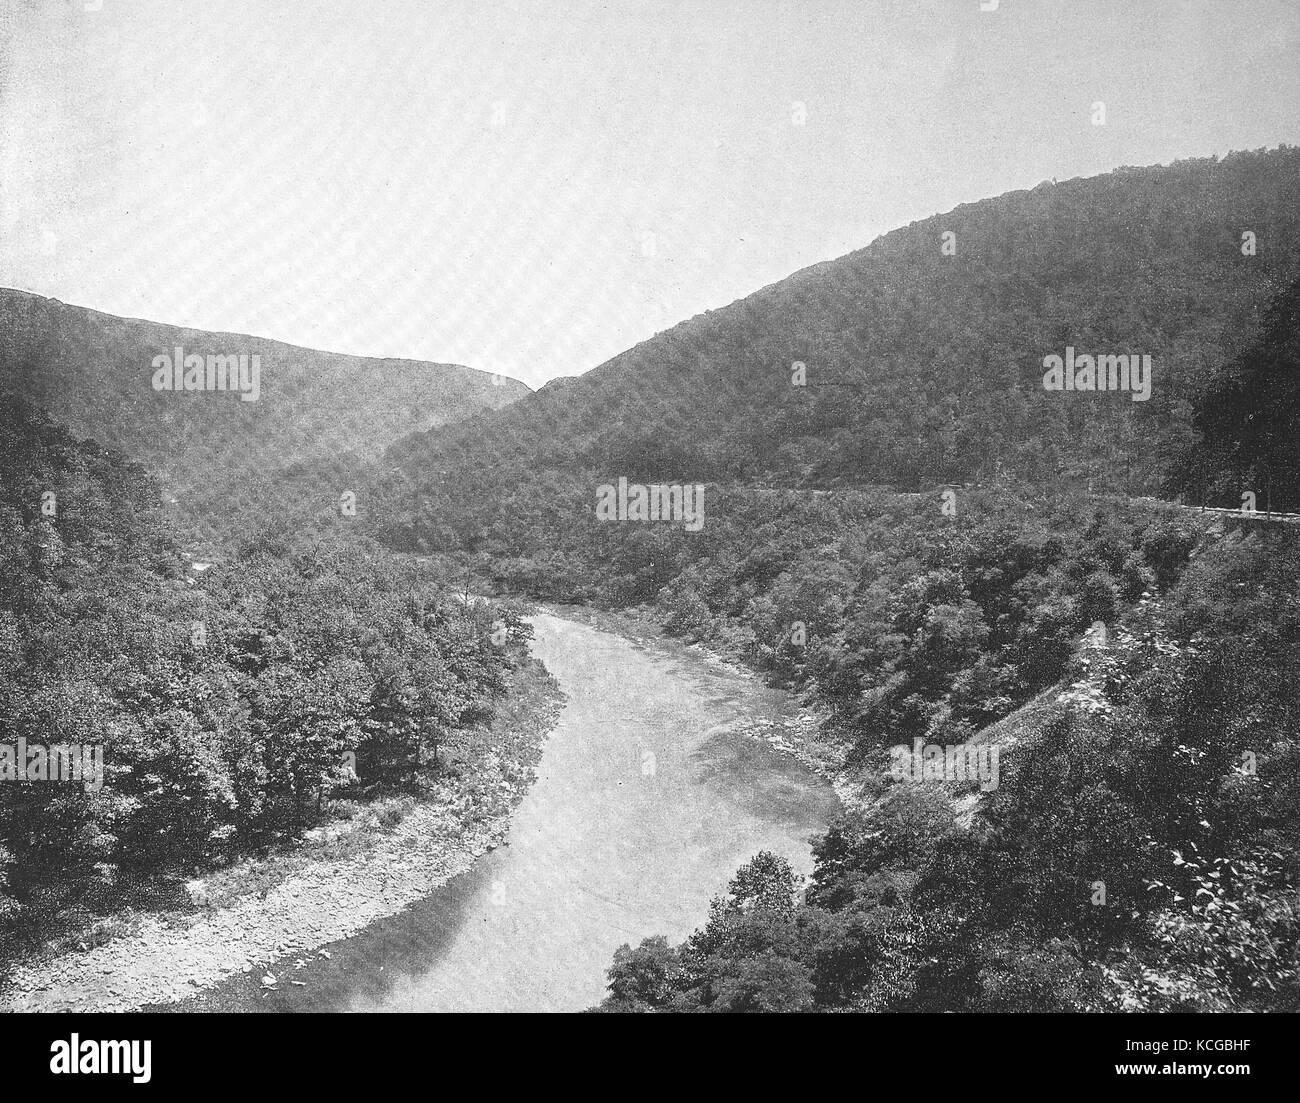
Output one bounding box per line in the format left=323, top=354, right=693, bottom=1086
left=1, top=0, right=1298, bottom=389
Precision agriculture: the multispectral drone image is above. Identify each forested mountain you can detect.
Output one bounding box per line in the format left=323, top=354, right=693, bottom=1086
left=0, top=289, right=529, bottom=538
left=356, top=148, right=1300, bottom=781
left=362, top=146, right=1300, bottom=613
left=381, top=146, right=1300, bottom=519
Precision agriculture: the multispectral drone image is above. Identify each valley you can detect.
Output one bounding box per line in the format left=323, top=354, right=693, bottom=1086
left=3, top=147, right=1300, bottom=1014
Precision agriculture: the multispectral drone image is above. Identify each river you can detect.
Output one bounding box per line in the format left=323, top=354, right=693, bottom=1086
left=176, top=610, right=838, bottom=1012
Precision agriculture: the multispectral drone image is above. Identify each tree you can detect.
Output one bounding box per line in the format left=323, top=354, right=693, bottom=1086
left=1172, top=275, right=1300, bottom=509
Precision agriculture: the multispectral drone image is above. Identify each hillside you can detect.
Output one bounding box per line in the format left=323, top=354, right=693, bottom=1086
left=0, top=289, right=530, bottom=512
left=381, top=146, right=1300, bottom=522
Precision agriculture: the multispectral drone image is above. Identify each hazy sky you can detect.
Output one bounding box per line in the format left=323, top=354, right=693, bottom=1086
left=2, top=0, right=1297, bottom=387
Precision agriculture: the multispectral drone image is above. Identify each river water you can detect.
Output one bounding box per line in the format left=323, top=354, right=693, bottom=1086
left=175, top=610, right=837, bottom=1012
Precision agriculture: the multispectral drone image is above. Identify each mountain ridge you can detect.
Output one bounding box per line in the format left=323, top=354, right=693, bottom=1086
left=0, top=285, right=533, bottom=379
left=0, top=287, right=531, bottom=514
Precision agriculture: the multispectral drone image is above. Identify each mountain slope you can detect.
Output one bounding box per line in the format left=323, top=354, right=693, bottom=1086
left=0, top=289, right=530, bottom=504
left=384, top=146, right=1300, bottom=515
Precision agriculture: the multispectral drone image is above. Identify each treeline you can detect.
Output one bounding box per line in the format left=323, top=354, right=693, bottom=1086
left=595, top=525, right=1300, bottom=1012
left=0, top=400, right=526, bottom=944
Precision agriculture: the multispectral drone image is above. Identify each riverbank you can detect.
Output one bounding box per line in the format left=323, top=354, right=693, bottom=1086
left=0, top=655, right=565, bottom=1013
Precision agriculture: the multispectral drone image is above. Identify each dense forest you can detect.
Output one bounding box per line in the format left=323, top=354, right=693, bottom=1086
left=1169, top=273, right=1300, bottom=511
left=592, top=520, right=1300, bottom=1011
left=0, top=400, right=530, bottom=951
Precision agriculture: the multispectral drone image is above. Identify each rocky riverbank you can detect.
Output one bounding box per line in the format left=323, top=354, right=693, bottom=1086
left=0, top=655, right=565, bottom=1013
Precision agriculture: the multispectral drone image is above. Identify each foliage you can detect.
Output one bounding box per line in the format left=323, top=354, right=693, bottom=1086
left=0, top=400, right=525, bottom=944
left=592, top=528, right=1300, bottom=1012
